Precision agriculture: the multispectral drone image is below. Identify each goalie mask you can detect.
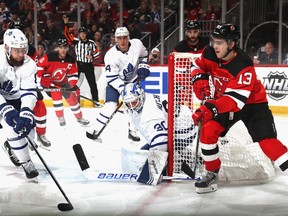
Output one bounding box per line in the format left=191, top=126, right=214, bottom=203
left=123, top=83, right=145, bottom=113
left=3, top=29, right=28, bottom=61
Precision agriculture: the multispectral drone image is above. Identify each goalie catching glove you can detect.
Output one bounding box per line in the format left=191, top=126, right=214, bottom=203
left=191, top=69, right=211, bottom=100
left=137, top=61, right=150, bottom=80
left=192, top=100, right=218, bottom=125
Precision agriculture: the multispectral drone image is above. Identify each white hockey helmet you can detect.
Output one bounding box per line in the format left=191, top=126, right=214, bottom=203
left=115, top=27, right=129, bottom=38
left=123, top=83, right=145, bottom=113
left=3, top=29, right=28, bottom=58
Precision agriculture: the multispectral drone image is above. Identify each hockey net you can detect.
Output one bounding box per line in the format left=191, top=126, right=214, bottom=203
left=167, top=52, right=275, bottom=184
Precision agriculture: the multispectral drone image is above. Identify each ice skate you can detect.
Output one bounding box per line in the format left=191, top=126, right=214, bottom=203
left=37, top=134, right=51, bottom=147
left=77, top=117, right=90, bottom=126
left=3, top=141, right=21, bottom=167
left=195, top=170, right=219, bottom=194
left=22, top=160, right=39, bottom=181
left=93, top=101, right=103, bottom=108
left=58, top=116, right=66, bottom=126
left=86, top=130, right=102, bottom=142
left=128, top=129, right=140, bottom=142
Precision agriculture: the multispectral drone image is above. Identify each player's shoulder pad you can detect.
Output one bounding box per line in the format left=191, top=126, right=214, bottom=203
left=173, top=40, right=186, bottom=52
left=223, top=48, right=254, bottom=77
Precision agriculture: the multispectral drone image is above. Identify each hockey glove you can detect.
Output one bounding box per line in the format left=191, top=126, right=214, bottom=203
left=40, top=73, right=52, bottom=88
left=192, top=101, right=218, bottom=126
left=137, top=62, right=150, bottom=80
left=0, top=103, right=19, bottom=127
left=191, top=71, right=210, bottom=100
left=13, top=107, right=35, bottom=135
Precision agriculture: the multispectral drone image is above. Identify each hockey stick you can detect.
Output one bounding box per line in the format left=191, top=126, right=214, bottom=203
left=86, top=101, right=123, bottom=140
left=37, top=72, right=85, bottom=92
left=24, top=134, right=73, bottom=211
left=180, top=99, right=204, bottom=179
left=73, top=144, right=198, bottom=182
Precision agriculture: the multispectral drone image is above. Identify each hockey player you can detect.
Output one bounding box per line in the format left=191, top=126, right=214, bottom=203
left=191, top=23, right=288, bottom=194
left=9, top=20, right=51, bottom=147
left=86, top=27, right=150, bottom=142
left=174, top=20, right=209, bottom=53
left=121, top=83, right=197, bottom=185
left=0, top=29, right=38, bottom=179
left=173, top=20, right=209, bottom=110
left=37, top=38, right=89, bottom=126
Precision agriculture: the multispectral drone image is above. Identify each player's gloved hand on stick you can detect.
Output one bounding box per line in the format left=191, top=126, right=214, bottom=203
left=192, top=100, right=218, bottom=125
left=0, top=104, right=19, bottom=127
left=40, top=73, right=52, bottom=88
left=137, top=61, right=150, bottom=80
left=13, top=107, right=35, bottom=135
left=191, top=70, right=210, bottom=100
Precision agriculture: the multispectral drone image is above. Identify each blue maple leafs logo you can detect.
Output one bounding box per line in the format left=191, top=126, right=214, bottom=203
left=0, top=80, right=18, bottom=95
left=122, top=63, right=135, bottom=81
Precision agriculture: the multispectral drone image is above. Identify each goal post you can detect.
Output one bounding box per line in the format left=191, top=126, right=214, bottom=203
left=167, top=52, right=275, bottom=185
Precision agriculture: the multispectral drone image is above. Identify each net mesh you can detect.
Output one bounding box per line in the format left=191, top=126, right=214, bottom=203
left=168, top=52, right=275, bottom=184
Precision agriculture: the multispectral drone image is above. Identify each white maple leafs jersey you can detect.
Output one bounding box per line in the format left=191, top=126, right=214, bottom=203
left=104, top=39, right=148, bottom=91
left=127, top=93, right=168, bottom=151
left=126, top=93, right=197, bottom=152
left=0, top=45, right=37, bottom=110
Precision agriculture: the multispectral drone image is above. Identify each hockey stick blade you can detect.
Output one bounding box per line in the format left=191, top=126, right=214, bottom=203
left=73, top=144, right=90, bottom=171
left=58, top=203, right=73, bottom=211
left=181, top=161, right=195, bottom=179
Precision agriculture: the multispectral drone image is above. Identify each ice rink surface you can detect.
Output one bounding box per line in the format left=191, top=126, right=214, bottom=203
left=0, top=107, right=288, bottom=216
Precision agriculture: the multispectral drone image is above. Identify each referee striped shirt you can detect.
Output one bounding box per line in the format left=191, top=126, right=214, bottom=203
left=64, top=24, right=99, bottom=63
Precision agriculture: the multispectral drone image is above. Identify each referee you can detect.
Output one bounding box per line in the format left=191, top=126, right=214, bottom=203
left=63, top=16, right=101, bottom=107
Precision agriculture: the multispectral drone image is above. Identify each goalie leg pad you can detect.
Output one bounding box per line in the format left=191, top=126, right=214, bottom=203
left=137, top=150, right=168, bottom=186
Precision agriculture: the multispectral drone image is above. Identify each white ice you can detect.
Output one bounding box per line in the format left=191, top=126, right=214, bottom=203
left=0, top=107, right=288, bottom=216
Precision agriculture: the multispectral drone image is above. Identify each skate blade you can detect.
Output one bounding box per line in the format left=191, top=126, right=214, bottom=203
left=28, top=177, right=39, bottom=183
left=38, top=145, right=51, bottom=151
left=196, top=184, right=217, bottom=194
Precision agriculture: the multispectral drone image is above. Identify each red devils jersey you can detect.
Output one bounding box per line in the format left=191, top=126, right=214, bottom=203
left=37, top=52, right=78, bottom=87
left=193, top=46, right=268, bottom=112
left=174, top=37, right=209, bottom=54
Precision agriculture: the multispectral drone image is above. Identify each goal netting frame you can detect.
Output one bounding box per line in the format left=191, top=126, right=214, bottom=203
left=167, top=52, right=275, bottom=185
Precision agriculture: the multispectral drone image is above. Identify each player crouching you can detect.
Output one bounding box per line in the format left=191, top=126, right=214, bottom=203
left=121, top=83, right=168, bottom=185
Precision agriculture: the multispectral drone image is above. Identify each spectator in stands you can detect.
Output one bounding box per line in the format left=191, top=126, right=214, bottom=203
left=39, top=0, right=55, bottom=19
left=203, top=4, right=217, bottom=20
left=98, top=10, right=115, bottom=35
left=150, top=0, right=161, bottom=24
left=96, top=0, right=113, bottom=20
left=126, top=19, right=142, bottom=39
left=41, top=18, right=62, bottom=52
left=283, top=54, right=288, bottom=64
left=174, top=20, right=209, bottom=53
left=36, top=33, right=48, bottom=54
left=81, top=9, right=95, bottom=30
left=93, top=31, right=103, bottom=44
left=148, top=47, right=160, bottom=64
left=93, top=41, right=104, bottom=65
left=88, top=23, right=100, bottom=40
left=253, top=42, right=278, bottom=64
left=0, top=1, right=11, bottom=27
left=134, top=0, right=151, bottom=24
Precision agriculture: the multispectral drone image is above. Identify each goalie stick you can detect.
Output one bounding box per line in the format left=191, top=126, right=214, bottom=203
left=73, top=144, right=198, bottom=182
left=37, top=72, right=85, bottom=92
left=24, top=134, right=73, bottom=212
